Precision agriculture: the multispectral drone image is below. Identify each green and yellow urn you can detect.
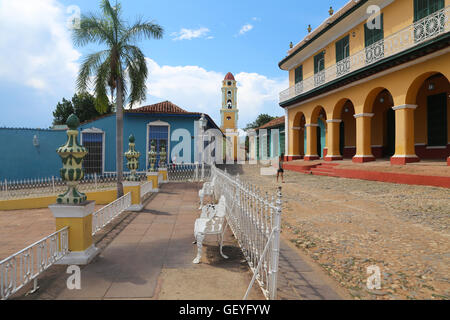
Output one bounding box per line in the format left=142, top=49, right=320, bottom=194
left=56, top=114, right=88, bottom=205
left=125, top=134, right=141, bottom=181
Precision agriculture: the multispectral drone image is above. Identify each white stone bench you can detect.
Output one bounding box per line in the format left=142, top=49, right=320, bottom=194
left=198, top=174, right=217, bottom=209
left=192, top=195, right=228, bottom=264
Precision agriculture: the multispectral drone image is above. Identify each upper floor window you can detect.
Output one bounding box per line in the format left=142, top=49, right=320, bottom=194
left=364, top=13, right=384, bottom=64
left=364, top=13, right=384, bottom=47
left=294, top=65, right=303, bottom=84
left=414, top=0, right=444, bottom=21
left=314, top=52, right=325, bottom=86
left=335, top=35, right=350, bottom=76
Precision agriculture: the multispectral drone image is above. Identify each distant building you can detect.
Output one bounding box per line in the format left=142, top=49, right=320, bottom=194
left=255, top=116, right=286, bottom=160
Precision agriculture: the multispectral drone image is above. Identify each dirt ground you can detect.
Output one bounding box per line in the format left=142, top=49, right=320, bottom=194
left=0, top=205, right=104, bottom=261
left=224, top=164, right=450, bottom=300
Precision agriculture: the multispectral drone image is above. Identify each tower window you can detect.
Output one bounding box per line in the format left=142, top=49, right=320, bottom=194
left=226, top=116, right=231, bottom=120
left=227, top=91, right=231, bottom=97
left=227, top=100, right=232, bottom=108
left=227, top=81, right=231, bottom=86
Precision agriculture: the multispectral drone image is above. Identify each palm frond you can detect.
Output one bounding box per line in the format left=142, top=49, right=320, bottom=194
left=120, top=19, right=164, bottom=45
left=76, top=50, right=109, bottom=93
left=72, top=13, right=115, bottom=47
left=93, top=59, right=111, bottom=114
left=122, top=45, right=148, bottom=108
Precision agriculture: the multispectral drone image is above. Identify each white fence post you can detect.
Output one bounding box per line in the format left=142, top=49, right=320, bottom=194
left=94, top=172, right=98, bottom=190
left=269, top=186, right=282, bottom=300
left=52, top=176, right=55, bottom=193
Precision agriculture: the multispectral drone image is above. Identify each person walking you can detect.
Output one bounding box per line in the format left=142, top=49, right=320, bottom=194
left=277, top=153, right=285, bottom=183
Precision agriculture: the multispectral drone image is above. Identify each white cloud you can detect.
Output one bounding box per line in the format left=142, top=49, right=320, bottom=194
left=239, top=24, right=254, bottom=35
left=0, top=0, right=80, bottom=94
left=171, top=27, right=211, bottom=41
left=144, top=58, right=287, bottom=129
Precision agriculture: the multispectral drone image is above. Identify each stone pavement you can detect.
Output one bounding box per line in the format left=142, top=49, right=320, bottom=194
left=12, top=182, right=345, bottom=300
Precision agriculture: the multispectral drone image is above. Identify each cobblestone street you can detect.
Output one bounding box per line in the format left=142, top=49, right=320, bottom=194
left=225, top=164, right=450, bottom=300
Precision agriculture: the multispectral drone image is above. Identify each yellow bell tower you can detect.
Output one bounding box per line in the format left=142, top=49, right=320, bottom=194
left=220, top=72, right=239, bottom=161
left=220, top=72, right=238, bottom=130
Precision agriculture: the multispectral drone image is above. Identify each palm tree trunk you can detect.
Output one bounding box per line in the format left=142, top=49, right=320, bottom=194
left=116, top=79, right=124, bottom=198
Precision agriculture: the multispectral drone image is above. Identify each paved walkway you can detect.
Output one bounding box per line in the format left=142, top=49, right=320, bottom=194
left=14, top=182, right=344, bottom=300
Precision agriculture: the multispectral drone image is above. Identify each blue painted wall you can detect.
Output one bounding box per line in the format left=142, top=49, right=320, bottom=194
left=0, top=128, right=66, bottom=180
left=78, top=112, right=210, bottom=172
left=0, top=112, right=215, bottom=180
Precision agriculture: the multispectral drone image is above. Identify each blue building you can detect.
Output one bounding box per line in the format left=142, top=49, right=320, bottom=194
left=0, top=101, right=220, bottom=180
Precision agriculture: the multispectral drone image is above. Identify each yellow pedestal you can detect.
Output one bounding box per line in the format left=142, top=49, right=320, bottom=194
left=49, top=201, right=99, bottom=265
left=158, top=168, right=168, bottom=183
left=146, top=172, right=159, bottom=190
left=123, top=181, right=143, bottom=211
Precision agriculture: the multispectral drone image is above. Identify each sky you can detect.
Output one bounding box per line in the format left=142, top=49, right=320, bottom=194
left=0, top=0, right=349, bottom=129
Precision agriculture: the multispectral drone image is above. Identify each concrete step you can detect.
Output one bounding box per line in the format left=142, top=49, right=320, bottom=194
left=311, top=171, right=336, bottom=177
left=311, top=167, right=334, bottom=173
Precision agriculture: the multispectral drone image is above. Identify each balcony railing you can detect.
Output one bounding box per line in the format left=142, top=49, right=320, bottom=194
left=279, top=6, right=449, bottom=103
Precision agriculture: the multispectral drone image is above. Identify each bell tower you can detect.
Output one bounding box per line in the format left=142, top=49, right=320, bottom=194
left=220, top=72, right=238, bottom=131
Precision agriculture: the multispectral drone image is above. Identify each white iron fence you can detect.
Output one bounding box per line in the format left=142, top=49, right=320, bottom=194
left=0, top=227, right=69, bottom=300
left=210, top=165, right=282, bottom=300
left=0, top=172, right=145, bottom=200
left=167, top=163, right=211, bottom=182
left=280, top=6, right=450, bottom=103
left=140, top=181, right=154, bottom=202
left=92, top=192, right=132, bottom=235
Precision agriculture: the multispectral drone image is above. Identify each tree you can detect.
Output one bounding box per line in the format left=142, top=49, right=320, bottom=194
left=52, top=93, right=112, bottom=125
left=53, top=98, right=74, bottom=125
left=73, top=0, right=164, bottom=197
left=244, top=114, right=276, bottom=130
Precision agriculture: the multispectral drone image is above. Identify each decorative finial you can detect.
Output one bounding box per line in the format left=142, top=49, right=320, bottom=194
left=148, top=139, right=157, bottom=172
left=125, top=134, right=140, bottom=181
left=289, top=41, right=293, bottom=49
left=56, top=114, right=87, bottom=205
left=307, top=24, right=312, bottom=33
left=329, top=6, right=334, bottom=16
left=159, top=142, right=167, bottom=168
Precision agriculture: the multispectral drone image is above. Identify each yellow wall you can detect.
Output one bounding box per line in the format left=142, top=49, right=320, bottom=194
left=0, top=188, right=117, bottom=211
left=222, top=112, right=236, bottom=130
left=286, top=0, right=421, bottom=83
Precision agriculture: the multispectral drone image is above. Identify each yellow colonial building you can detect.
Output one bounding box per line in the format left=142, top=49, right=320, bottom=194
left=279, top=0, right=450, bottom=165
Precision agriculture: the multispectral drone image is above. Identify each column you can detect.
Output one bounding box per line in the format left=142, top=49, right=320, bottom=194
left=352, top=113, right=375, bottom=163
left=391, top=104, right=420, bottom=165
left=304, top=124, right=319, bottom=161
left=325, top=119, right=343, bottom=161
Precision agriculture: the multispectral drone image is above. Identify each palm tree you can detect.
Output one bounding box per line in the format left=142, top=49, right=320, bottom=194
left=73, top=0, right=163, bottom=197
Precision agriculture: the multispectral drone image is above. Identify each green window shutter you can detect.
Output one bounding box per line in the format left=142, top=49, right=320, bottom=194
left=364, top=13, right=384, bottom=47
left=335, top=35, right=349, bottom=62
left=314, top=52, right=325, bottom=74
left=414, top=0, right=444, bottom=21
left=294, top=66, right=303, bottom=84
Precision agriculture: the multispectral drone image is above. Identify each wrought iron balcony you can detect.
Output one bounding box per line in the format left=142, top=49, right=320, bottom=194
left=279, top=6, right=449, bottom=104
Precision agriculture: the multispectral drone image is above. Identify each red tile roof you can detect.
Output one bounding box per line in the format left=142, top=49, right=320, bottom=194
left=224, top=72, right=235, bottom=81
left=258, top=116, right=285, bottom=129
left=129, top=101, right=188, bottom=114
